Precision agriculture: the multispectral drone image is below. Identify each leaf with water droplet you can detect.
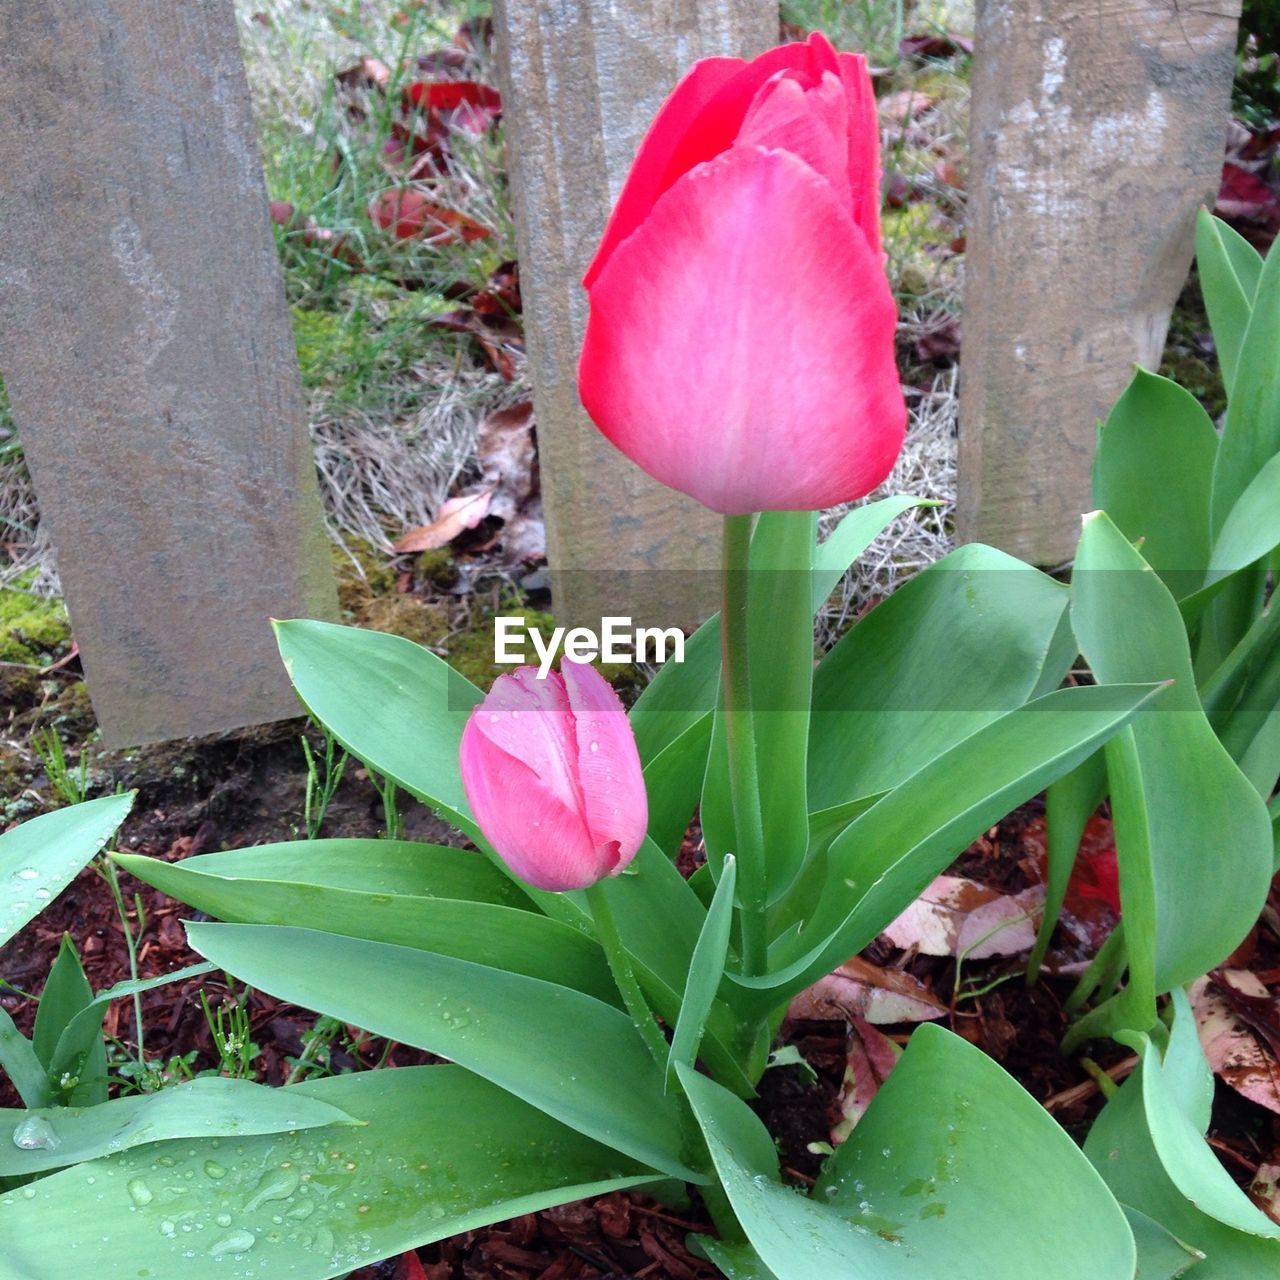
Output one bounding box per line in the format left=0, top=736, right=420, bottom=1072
left=0, top=1077, right=357, bottom=1176
left=0, top=1066, right=652, bottom=1279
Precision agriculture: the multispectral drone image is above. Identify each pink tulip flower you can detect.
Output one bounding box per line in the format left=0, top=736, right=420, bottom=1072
left=459, top=660, right=648, bottom=892
left=578, top=31, right=906, bottom=516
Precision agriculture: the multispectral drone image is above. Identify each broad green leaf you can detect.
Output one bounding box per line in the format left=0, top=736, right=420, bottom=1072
left=1087, top=994, right=1280, bottom=1275
left=667, top=857, right=737, bottom=1090
left=0, top=1066, right=655, bottom=1280
left=0, top=1007, right=48, bottom=1109
left=1211, top=232, right=1280, bottom=534
left=32, top=936, right=107, bottom=1106
left=629, top=615, right=720, bottom=766
left=809, top=544, right=1071, bottom=814
left=186, top=923, right=706, bottom=1182
left=811, top=496, right=937, bottom=613
left=1205, top=451, right=1280, bottom=589
left=0, top=793, right=134, bottom=947
left=1028, top=750, right=1108, bottom=982
left=0, top=1077, right=356, bottom=1176
left=1071, top=512, right=1273, bottom=993
left=679, top=1024, right=1135, bottom=1280
left=48, top=964, right=215, bottom=1092
left=1195, top=208, right=1261, bottom=395
left=696, top=1237, right=779, bottom=1280
left=1092, top=369, right=1218, bottom=599
left=1124, top=1207, right=1204, bottom=1279
left=642, top=712, right=713, bottom=856
left=274, top=620, right=481, bottom=834
left=745, top=682, right=1163, bottom=1009
left=113, top=844, right=618, bottom=1007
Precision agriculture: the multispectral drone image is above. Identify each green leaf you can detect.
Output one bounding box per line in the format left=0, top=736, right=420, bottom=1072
left=642, top=713, right=713, bottom=857
left=32, top=936, right=107, bottom=1106
left=808, top=544, right=1072, bottom=814
left=629, top=616, right=720, bottom=766
left=679, top=1024, right=1135, bottom=1280
left=745, top=682, right=1163, bottom=1009
left=185, top=923, right=706, bottom=1182
left=1211, top=231, right=1280, bottom=535
left=1205, top=451, right=1280, bottom=589
left=0, top=1077, right=357, bottom=1177
left=1086, top=994, right=1280, bottom=1275
left=48, top=964, right=215, bottom=1093
left=1071, top=513, right=1273, bottom=995
left=1028, top=751, right=1108, bottom=983
left=274, top=620, right=481, bottom=834
left=0, top=1007, right=49, bottom=1109
left=0, top=1066, right=654, bottom=1280
left=668, top=857, right=737, bottom=1090
left=113, top=843, right=618, bottom=1006
left=696, top=1237, right=779, bottom=1280
left=1092, top=369, right=1218, bottom=599
left=1123, top=1207, right=1204, bottom=1279
left=1195, top=208, right=1261, bottom=395
left=0, top=793, right=134, bottom=947
left=811, top=496, right=937, bottom=612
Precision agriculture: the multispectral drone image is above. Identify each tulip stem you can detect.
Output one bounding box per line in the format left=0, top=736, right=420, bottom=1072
left=585, top=881, right=670, bottom=1067
left=721, top=514, right=768, bottom=977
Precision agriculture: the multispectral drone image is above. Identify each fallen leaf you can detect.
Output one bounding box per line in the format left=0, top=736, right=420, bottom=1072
left=878, top=89, right=937, bottom=128
left=899, top=32, right=973, bottom=59
left=1190, top=971, right=1280, bottom=1116
left=1251, top=1162, right=1280, bottom=1226
left=832, top=1015, right=900, bottom=1142
left=336, top=57, right=391, bottom=92
left=392, top=490, right=493, bottom=554
left=788, top=955, right=947, bottom=1025
left=477, top=400, right=535, bottom=520
left=369, top=189, right=490, bottom=242
left=882, top=874, right=1043, bottom=960
left=404, top=80, right=501, bottom=134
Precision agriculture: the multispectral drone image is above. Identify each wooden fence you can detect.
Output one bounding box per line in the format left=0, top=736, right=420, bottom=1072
left=0, top=0, right=1242, bottom=745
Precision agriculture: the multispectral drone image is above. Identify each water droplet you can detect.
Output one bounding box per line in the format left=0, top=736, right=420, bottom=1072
left=314, top=1226, right=335, bottom=1254
left=12, top=1115, right=60, bottom=1152
left=14, top=868, right=38, bottom=880
left=126, top=1179, right=153, bottom=1207
left=215, top=1212, right=232, bottom=1228
left=244, top=1165, right=300, bottom=1211
left=20, top=1187, right=36, bottom=1200
left=589, top=740, right=599, bottom=753
left=208, top=1229, right=255, bottom=1258
left=286, top=1199, right=315, bottom=1221
left=203, top=1160, right=227, bottom=1180
left=159, top=1221, right=176, bottom=1239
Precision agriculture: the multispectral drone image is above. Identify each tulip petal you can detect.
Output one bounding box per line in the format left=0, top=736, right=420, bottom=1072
left=836, top=51, right=882, bottom=256
left=583, top=38, right=834, bottom=290
left=580, top=145, right=906, bottom=515
left=560, top=661, right=648, bottom=868
left=739, top=70, right=851, bottom=215
left=460, top=715, right=602, bottom=892
left=473, top=668, right=585, bottom=820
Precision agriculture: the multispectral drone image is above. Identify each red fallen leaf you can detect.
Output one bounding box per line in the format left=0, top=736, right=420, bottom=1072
left=427, top=309, right=523, bottom=380
left=368, top=189, right=490, bottom=242
left=914, top=317, right=961, bottom=364
left=398, top=1251, right=429, bottom=1280
left=404, top=80, right=501, bottom=133
left=392, top=490, right=493, bottom=554
left=269, top=200, right=297, bottom=227
left=832, top=1016, right=899, bottom=1142
left=878, top=89, right=937, bottom=129
left=413, top=47, right=469, bottom=76
left=883, top=171, right=912, bottom=209
left=1026, top=813, right=1122, bottom=917
left=1251, top=1162, right=1280, bottom=1227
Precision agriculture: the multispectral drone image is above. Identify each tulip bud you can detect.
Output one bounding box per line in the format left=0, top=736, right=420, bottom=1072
left=459, top=660, right=648, bottom=892
left=578, top=32, right=906, bottom=516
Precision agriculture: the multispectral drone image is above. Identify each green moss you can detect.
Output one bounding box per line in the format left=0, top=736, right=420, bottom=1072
left=0, top=576, right=71, bottom=665
left=332, top=541, right=397, bottom=618
left=883, top=202, right=957, bottom=299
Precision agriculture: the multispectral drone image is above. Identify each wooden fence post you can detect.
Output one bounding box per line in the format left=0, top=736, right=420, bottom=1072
left=0, top=0, right=338, bottom=745
left=958, top=0, right=1241, bottom=564
left=493, top=1, right=778, bottom=630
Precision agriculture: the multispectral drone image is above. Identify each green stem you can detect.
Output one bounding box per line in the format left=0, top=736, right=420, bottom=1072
left=585, top=882, right=669, bottom=1067
left=721, top=514, right=768, bottom=976
left=100, top=856, right=145, bottom=1063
